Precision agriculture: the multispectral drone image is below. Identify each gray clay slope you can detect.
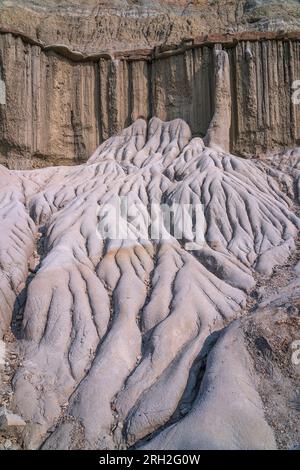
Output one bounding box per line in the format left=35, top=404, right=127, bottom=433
left=0, top=50, right=300, bottom=450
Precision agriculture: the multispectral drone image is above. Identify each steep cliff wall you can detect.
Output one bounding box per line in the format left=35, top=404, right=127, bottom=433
left=229, top=39, right=300, bottom=156
left=0, top=32, right=300, bottom=167
left=0, top=34, right=100, bottom=168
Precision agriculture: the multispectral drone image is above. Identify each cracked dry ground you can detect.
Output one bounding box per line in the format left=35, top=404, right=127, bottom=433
left=0, top=117, right=300, bottom=450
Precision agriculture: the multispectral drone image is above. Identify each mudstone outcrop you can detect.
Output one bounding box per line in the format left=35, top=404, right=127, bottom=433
left=1, top=1, right=300, bottom=167
left=0, top=0, right=300, bottom=453
left=0, top=82, right=300, bottom=448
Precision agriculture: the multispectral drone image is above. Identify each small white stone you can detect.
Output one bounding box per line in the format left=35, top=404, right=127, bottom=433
left=0, top=340, right=5, bottom=366
left=0, top=407, right=26, bottom=430
left=4, top=439, right=12, bottom=449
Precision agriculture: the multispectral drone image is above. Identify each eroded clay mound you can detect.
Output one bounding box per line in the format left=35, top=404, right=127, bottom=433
left=142, top=280, right=300, bottom=450
left=0, top=117, right=299, bottom=449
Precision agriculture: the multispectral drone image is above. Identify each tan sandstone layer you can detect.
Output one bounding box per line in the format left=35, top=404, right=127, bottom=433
left=0, top=44, right=300, bottom=449
left=1, top=31, right=300, bottom=168
left=1, top=1, right=300, bottom=54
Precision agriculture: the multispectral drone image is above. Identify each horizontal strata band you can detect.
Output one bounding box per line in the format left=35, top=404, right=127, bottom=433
left=1, top=27, right=300, bottom=62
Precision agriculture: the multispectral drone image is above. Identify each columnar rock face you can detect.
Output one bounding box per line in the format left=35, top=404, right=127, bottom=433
left=204, top=48, right=231, bottom=152
left=1, top=32, right=300, bottom=168
left=0, top=34, right=101, bottom=168
left=230, top=39, right=300, bottom=156
left=0, top=115, right=300, bottom=449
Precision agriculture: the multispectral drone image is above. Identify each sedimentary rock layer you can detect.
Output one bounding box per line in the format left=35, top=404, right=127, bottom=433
left=0, top=116, right=299, bottom=449
left=1, top=31, right=300, bottom=168
left=1, top=0, right=300, bottom=54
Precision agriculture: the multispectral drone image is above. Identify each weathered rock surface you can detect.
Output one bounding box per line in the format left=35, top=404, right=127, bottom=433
left=0, top=111, right=299, bottom=449
left=1, top=1, right=300, bottom=54
left=141, top=295, right=300, bottom=450
left=0, top=407, right=26, bottom=430
left=0, top=0, right=299, bottom=453
left=141, top=321, right=277, bottom=450
left=1, top=31, right=300, bottom=167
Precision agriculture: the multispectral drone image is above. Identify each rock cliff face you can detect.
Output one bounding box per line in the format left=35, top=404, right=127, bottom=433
left=1, top=35, right=300, bottom=450
left=1, top=31, right=300, bottom=168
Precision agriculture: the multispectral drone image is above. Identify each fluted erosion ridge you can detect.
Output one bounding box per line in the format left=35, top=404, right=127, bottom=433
left=1, top=30, right=300, bottom=167
left=0, top=110, right=300, bottom=449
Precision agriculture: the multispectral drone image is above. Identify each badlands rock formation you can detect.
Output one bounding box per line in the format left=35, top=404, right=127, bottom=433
left=1, top=1, right=300, bottom=167
left=1, top=32, right=300, bottom=167
left=0, top=1, right=300, bottom=452
left=1, top=1, right=300, bottom=54
left=0, top=61, right=300, bottom=448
